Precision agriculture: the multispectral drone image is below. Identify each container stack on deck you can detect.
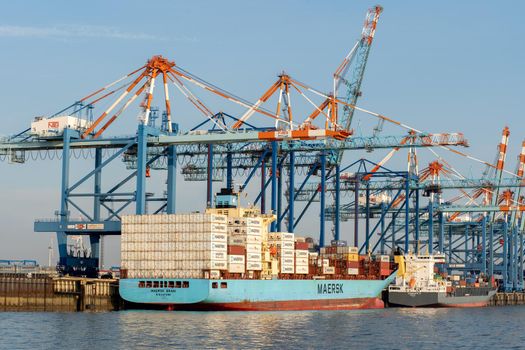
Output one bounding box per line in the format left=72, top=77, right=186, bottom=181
left=227, top=217, right=264, bottom=278
left=310, top=243, right=393, bottom=279
left=121, top=213, right=229, bottom=279
left=121, top=212, right=393, bottom=281
left=268, top=232, right=296, bottom=275
left=294, top=238, right=309, bottom=275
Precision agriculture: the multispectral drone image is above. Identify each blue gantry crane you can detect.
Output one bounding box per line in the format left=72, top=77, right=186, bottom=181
left=0, top=5, right=524, bottom=292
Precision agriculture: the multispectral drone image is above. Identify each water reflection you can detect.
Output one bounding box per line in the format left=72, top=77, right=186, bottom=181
left=395, top=307, right=445, bottom=318
left=2, top=308, right=525, bottom=349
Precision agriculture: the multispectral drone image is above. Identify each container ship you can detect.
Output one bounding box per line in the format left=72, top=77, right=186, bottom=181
left=388, top=253, right=496, bottom=308
left=119, top=189, right=397, bottom=311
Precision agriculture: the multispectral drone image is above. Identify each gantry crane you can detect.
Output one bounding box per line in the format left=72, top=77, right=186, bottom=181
left=0, top=6, right=523, bottom=290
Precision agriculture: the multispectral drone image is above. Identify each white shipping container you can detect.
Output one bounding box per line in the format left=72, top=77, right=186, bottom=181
left=209, top=232, right=228, bottom=242
left=269, top=232, right=294, bottom=241
left=205, top=213, right=228, bottom=224
left=209, top=270, right=221, bottom=279
left=246, top=253, right=262, bottom=261
left=295, top=257, right=309, bottom=265
left=228, top=237, right=245, bottom=245
left=280, top=258, right=295, bottom=265
left=246, top=243, right=261, bottom=253
left=169, top=215, right=184, bottom=225
left=30, top=115, right=94, bottom=137
left=206, top=242, right=228, bottom=251
left=246, top=217, right=262, bottom=226
left=246, top=261, right=262, bottom=270
left=281, top=265, right=294, bottom=274
left=211, top=251, right=227, bottom=260
left=228, top=234, right=261, bottom=244
left=245, top=227, right=262, bottom=236
left=249, top=235, right=263, bottom=243
left=323, top=266, right=335, bottom=274
left=208, top=260, right=228, bottom=270
left=280, top=249, right=294, bottom=258
left=228, top=255, right=245, bottom=264
left=121, top=215, right=131, bottom=225
left=348, top=246, right=358, bottom=254
left=295, top=265, right=309, bottom=274
left=200, top=223, right=227, bottom=232
left=281, top=241, right=295, bottom=250
left=295, top=250, right=309, bottom=258
left=336, top=246, right=348, bottom=254
left=190, top=270, right=204, bottom=278
left=228, top=263, right=245, bottom=273
left=347, top=268, right=359, bottom=275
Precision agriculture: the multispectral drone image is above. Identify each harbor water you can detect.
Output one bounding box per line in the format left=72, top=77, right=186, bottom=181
left=2, top=307, right=525, bottom=349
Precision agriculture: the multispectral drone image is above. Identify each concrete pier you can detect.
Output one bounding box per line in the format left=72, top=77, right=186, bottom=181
left=0, top=273, right=121, bottom=312
left=489, top=292, right=525, bottom=306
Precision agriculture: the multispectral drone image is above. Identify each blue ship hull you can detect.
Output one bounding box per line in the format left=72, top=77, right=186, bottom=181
left=120, top=272, right=396, bottom=311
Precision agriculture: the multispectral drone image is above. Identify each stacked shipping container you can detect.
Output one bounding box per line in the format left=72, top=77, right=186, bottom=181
left=121, top=212, right=393, bottom=281
left=121, top=213, right=228, bottom=279
left=268, top=232, right=295, bottom=274
left=294, top=238, right=309, bottom=274
left=227, top=245, right=246, bottom=274
left=314, top=244, right=393, bottom=278
left=228, top=217, right=264, bottom=272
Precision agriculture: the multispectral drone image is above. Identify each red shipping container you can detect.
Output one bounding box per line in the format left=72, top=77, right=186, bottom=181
left=228, top=245, right=245, bottom=255
left=347, top=261, right=359, bottom=268
left=295, top=242, right=309, bottom=250
left=379, top=269, right=391, bottom=276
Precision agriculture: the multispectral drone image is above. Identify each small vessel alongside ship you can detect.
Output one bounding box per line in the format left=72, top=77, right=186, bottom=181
left=119, top=189, right=397, bottom=311
left=388, top=253, right=496, bottom=308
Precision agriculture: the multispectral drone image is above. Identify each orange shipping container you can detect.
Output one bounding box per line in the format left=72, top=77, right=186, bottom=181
left=379, top=262, right=390, bottom=269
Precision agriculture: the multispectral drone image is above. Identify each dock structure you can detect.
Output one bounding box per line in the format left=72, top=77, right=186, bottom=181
left=489, top=292, right=525, bottom=306
left=0, top=274, right=120, bottom=312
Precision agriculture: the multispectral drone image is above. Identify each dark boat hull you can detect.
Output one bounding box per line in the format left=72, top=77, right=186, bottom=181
left=388, top=288, right=496, bottom=308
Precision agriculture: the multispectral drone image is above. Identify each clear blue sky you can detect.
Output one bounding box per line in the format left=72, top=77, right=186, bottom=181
left=0, top=0, right=524, bottom=266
